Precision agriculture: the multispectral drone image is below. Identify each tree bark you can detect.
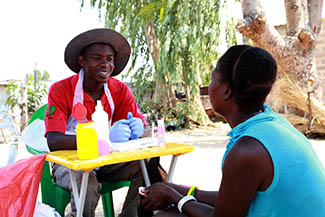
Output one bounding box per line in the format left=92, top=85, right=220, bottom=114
left=144, top=22, right=169, bottom=112
left=34, top=66, right=38, bottom=110
left=285, top=0, right=306, bottom=36
left=144, top=25, right=159, bottom=102
left=150, top=22, right=159, bottom=63
left=21, top=74, right=28, bottom=131
left=161, top=81, right=169, bottom=114
left=182, top=70, right=191, bottom=102
left=241, top=0, right=261, bottom=12
left=238, top=0, right=323, bottom=102
left=308, top=0, right=323, bottom=34
left=166, top=72, right=178, bottom=107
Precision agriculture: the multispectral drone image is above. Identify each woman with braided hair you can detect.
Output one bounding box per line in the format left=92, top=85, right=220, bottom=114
left=139, top=45, right=325, bottom=217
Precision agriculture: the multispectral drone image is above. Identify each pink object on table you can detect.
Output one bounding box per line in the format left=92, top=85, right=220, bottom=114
left=98, top=140, right=110, bottom=156
left=157, top=120, right=166, bottom=147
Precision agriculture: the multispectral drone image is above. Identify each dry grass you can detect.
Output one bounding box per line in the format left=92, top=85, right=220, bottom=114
left=271, top=76, right=325, bottom=134
left=281, top=114, right=325, bottom=135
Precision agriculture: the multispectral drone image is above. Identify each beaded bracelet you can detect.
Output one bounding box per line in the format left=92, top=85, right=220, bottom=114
left=187, top=186, right=199, bottom=196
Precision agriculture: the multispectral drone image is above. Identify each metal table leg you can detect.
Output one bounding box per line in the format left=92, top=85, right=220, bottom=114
left=166, top=155, right=179, bottom=183
left=140, top=155, right=180, bottom=186
left=139, top=159, right=151, bottom=187
left=69, top=170, right=89, bottom=217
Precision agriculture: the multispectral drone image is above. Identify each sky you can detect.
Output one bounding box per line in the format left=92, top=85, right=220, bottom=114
left=0, top=1, right=323, bottom=82
left=0, top=0, right=105, bottom=81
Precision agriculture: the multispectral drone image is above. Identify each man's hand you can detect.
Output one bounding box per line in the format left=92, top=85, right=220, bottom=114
left=127, top=112, right=144, bottom=139
left=109, top=119, right=131, bottom=142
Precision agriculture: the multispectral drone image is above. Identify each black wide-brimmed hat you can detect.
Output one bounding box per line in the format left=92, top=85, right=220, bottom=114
left=64, top=28, right=131, bottom=77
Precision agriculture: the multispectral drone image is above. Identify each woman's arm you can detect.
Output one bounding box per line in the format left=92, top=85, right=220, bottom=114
left=166, top=183, right=218, bottom=206
left=211, top=136, right=273, bottom=217
left=142, top=136, right=273, bottom=217
left=141, top=182, right=215, bottom=216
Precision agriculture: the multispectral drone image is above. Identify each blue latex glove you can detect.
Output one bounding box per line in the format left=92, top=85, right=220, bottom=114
left=127, top=112, right=144, bottom=140
left=109, top=119, right=131, bottom=142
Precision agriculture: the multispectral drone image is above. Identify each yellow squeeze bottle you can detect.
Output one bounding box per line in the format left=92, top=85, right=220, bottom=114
left=76, top=121, right=99, bottom=160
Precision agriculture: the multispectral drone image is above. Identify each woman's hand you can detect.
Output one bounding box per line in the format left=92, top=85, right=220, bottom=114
left=141, top=182, right=180, bottom=211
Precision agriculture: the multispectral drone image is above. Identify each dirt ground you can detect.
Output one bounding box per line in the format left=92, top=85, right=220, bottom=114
left=1, top=122, right=325, bottom=217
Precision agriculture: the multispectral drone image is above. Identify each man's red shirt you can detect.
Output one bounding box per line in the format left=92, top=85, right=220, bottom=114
left=45, top=74, right=146, bottom=135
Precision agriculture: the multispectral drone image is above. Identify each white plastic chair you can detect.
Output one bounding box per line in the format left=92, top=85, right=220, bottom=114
left=0, top=108, right=19, bottom=167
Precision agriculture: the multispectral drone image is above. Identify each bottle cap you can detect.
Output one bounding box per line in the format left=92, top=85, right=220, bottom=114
left=158, top=119, right=164, bottom=126
left=72, top=102, right=87, bottom=121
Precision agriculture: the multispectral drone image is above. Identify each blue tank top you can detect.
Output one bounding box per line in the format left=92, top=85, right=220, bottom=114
left=222, top=106, right=325, bottom=217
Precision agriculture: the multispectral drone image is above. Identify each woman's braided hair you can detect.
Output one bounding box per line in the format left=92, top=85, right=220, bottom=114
left=217, top=45, right=277, bottom=112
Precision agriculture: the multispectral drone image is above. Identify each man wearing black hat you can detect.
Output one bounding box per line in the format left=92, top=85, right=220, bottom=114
left=44, top=28, right=146, bottom=217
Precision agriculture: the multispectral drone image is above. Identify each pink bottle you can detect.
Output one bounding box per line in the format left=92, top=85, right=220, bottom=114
left=157, top=120, right=166, bottom=147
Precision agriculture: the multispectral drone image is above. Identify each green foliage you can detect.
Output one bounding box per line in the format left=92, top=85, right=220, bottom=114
left=5, top=70, right=50, bottom=115
left=174, top=101, right=205, bottom=129
left=80, top=0, right=238, bottom=127
left=5, top=82, right=20, bottom=109
left=139, top=100, right=163, bottom=124
left=139, top=99, right=205, bottom=129
left=37, top=70, right=50, bottom=80
left=225, top=17, right=238, bottom=46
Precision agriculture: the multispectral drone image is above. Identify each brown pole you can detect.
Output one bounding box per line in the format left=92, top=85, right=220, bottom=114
left=21, top=73, right=28, bottom=131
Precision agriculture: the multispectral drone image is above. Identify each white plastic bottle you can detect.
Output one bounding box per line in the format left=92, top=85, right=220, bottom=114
left=157, top=119, right=166, bottom=147
left=92, top=100, right=110, bottom=155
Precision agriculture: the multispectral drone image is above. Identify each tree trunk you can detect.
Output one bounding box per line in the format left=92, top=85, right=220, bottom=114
left=34, top=65, right=38, bottom=110
left=21, top=74, right=28, bottom=131
left=166, top=72, right=177, bottom=107
left=161, top=81, right=169, bottom=115
left=285, top=0, right=306, bottom=36
left=144, top=25, right=158, bottom=102
left=193, top=92, right=211, bottom=124
left=182, top=70, right=191, bottom=102
left=308, top=0, right=323, bottom=34
left=238, top=0, right=323, bottom=102
left=143, top=21, right=171, bottom=115
left=196, top=63, right=203, bottom=87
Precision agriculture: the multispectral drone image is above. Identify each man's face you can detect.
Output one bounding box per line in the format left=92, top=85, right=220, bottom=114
left=78, top=43, right=115, bottom=84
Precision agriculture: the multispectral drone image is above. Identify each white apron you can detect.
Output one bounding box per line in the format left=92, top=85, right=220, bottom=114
left=65, top=69, right=114, bottom=135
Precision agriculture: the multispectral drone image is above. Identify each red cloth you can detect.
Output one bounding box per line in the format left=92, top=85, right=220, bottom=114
left=0, top=153, right=46, bottom=217
left=45, top=74, right=146, bottom=135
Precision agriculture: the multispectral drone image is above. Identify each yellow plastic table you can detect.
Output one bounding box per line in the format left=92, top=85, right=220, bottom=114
left=46, top=142, right=193, bottom=217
